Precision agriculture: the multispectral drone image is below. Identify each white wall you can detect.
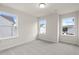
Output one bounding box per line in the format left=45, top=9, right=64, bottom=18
left=0, top=5, right=37, bottom=51
left=38, top=10, right=79, bottom=44
left=38, top=13, right=58, bottom=42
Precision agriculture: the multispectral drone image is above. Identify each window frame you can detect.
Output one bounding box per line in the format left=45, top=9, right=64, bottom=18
left=0, top=12, right=18, bottom=40
left=61, top=17, right=76, bottom=36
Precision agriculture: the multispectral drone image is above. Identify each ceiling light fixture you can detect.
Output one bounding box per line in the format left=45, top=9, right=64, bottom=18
left=39, top=3, right=46, bottom=8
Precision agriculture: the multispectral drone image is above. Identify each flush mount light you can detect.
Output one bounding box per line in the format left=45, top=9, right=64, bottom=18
left=39, top=3, right=46, bottom=8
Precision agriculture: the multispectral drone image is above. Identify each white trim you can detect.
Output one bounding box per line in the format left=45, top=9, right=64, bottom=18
left=57, top=14, right=59, bottom=43
left=61, top=34, right=76, bottom=36
left=0, top=36, right=18, bottom=40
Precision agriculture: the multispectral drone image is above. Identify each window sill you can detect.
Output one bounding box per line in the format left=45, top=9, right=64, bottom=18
left=0, top=36, right=18, bottom=40
left=61, top=34, right=76, bottom=36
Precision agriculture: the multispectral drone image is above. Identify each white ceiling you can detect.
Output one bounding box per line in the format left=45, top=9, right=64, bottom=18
left=1, top=3, right=79, bottom=17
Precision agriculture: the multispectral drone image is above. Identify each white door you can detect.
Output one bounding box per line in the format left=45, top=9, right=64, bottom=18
left=59, top=12, right=78, bottom=44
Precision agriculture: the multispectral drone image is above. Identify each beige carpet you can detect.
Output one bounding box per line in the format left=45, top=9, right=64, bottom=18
left=0, top=40, right=79, bottom=55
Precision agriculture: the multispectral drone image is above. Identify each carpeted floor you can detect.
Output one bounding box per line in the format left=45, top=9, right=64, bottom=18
left=0, top=40, right=79, bottom=55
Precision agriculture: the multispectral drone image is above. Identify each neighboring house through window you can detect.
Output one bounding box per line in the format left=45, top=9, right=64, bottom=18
left=0, top=12, right=17, bottom=39
left=62, top=17, right=75, bottom=36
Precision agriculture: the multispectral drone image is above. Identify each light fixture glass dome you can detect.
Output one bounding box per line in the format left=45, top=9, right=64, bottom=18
left=39, top=3, right=46, bottom=8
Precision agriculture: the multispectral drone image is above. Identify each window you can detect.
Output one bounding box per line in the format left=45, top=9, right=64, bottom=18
left=0, top=12, right=17, bottom=39
left=39, top=17, right=46, bottom=34
left=61, top=17, right=75, bottom=36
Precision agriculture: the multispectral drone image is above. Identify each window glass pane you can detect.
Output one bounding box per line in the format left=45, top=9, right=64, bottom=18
left=39, top=18, right=46, bottom=34
left=12, top=26, right=17, bottom=36
left=62, top=17, right=75, bottom=35
left=0, top=12, right=17, bottom=39
left=0, top=12, right=16, bottom=26
left=0, top=27, right=11, bottom=38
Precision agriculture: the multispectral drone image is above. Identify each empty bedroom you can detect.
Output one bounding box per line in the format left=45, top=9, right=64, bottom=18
left=0, top=3, right=79, bottom=55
